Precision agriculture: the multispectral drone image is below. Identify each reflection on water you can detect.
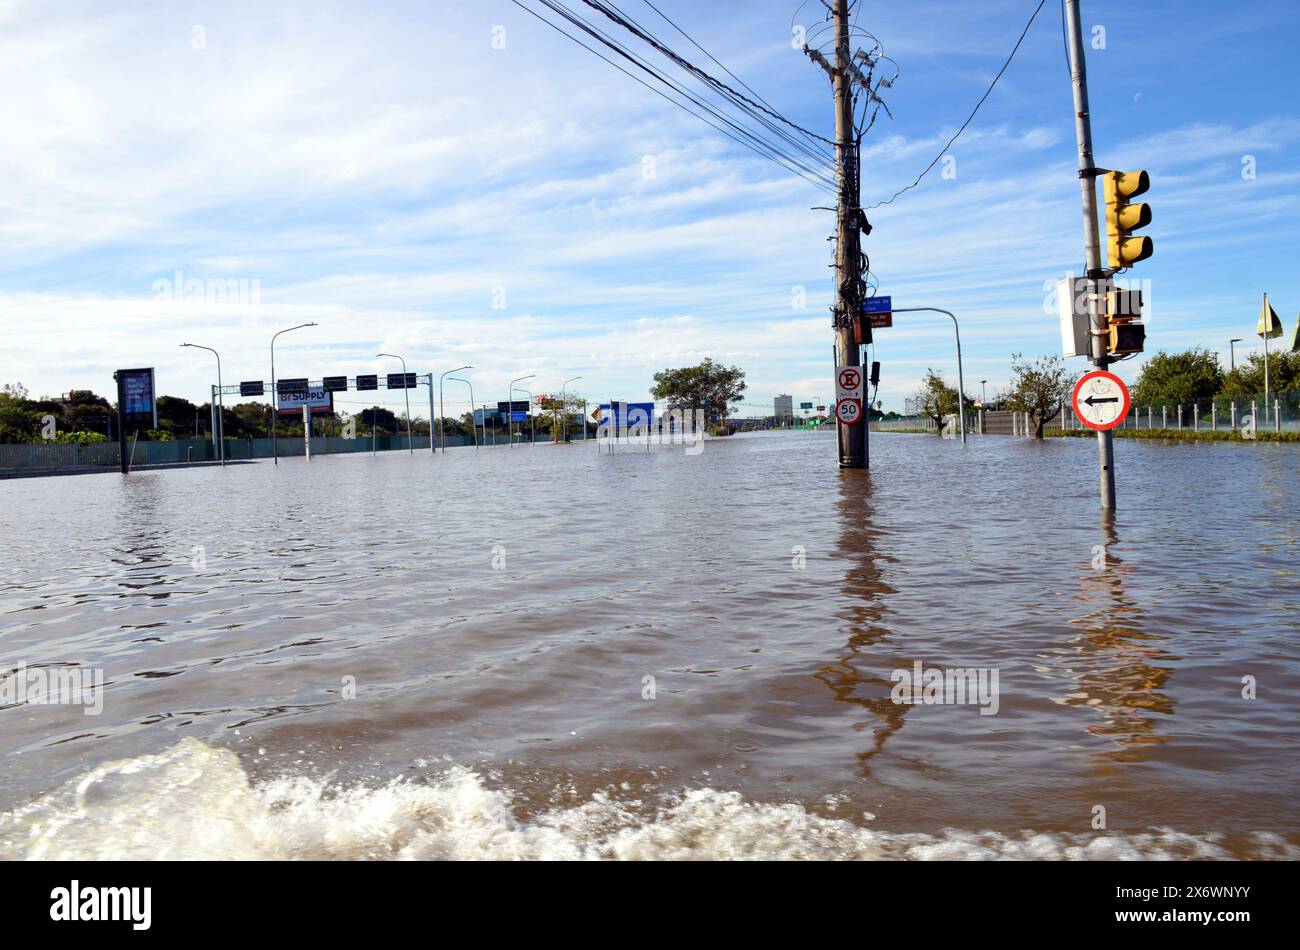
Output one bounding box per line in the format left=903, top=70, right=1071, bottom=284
left=1060, top=509, right=1176, bottom=758
left=814, top=470, right=906, bottom=773
left=1, top=432, right=1298, bottom=859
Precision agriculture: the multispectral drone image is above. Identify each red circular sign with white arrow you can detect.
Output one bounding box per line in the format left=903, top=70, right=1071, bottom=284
left=835, top=398, right=863, bottom=425
left=1072, top=370, right=1131, bottom=431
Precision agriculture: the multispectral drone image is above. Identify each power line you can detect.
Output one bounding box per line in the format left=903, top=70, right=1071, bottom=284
left=639, top=0, right=831, bottom=153
left=569, top=0, right=835, bottom=172
left=610, top=0, right=835, bottom=169
left=601, top=0, right=836, bottom=170
left=866, top=0, right=1048, bottom=210
left=512, top=0, right=838, bottom=194
left=585, top=0, right=835, bottom=148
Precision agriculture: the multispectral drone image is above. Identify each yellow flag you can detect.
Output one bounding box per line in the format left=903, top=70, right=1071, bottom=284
left=1257, top=294, right=1282, bottom=339
left=1289, top=308, right=1300, bottom=353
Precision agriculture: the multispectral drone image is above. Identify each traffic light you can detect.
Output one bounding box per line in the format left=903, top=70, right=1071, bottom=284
left=1103, top=287, right=1145, bottom=356
left=1103, top=170, right=1153, bottom=270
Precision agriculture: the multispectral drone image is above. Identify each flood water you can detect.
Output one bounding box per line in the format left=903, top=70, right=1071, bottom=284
left=2, top=431, right=1297, bottom=859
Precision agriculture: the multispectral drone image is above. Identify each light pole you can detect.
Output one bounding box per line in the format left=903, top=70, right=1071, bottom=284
left=1229, top=338, right=1243, bottom=373
left=508, top=374, right=534, bottom=447
left=980, top=380, right=988, bottom=406
left=271, top=322, right=317, bottom=465
left=893, top=307, right=967, bottom=444
left=518, top=388, right=536, bottom=446
left=448, top=376, right=477, bottom=448
left=560, top=376, right=582, bottom=444
left=440, top=365, right=472, bottom=454
left=180, top=343, right=224, bottom=466
left=377, top=353, right=413, bottom=454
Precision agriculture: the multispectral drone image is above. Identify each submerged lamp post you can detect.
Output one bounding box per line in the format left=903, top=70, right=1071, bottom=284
left=180, top=343, right=224, bottom=466
left=377, top=352, right=413, bottom=454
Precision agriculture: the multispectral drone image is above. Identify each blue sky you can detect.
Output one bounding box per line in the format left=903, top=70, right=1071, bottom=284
left=1, top=0, right=1297, bottom=417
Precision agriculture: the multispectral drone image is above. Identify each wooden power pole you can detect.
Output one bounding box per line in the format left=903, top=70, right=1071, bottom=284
left=808, top=0, right=868, bottom=468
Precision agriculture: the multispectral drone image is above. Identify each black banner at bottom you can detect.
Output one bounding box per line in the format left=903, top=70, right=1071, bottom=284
left=1, top=859, right=1287, bottom=936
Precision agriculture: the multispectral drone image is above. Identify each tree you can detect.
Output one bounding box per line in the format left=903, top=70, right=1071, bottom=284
left=359, top=406, right=399, bottom=432
left=1006, top=353, right=1072, bottom=440
left=1131, top=349, right=1224, bottom=406
left=650, top=358, right=746, bottom=426
left=536, top=392, right=586, bottom=442
left=1220, top=351, right=1300, bottom=398
left=156, top=395, right=201, bottom=438
left=914, top=369, right=959, bottom=434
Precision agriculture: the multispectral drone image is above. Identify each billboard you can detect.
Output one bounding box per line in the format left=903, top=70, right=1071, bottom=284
left=599, top=401, right=655, bottom=429
left=115, top=368, right=157, bottom=429
left=276, top=385, right=334, bottom=416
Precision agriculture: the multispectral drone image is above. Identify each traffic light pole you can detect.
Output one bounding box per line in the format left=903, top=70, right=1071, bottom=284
left=1065, top=0, right=1115, bottom=510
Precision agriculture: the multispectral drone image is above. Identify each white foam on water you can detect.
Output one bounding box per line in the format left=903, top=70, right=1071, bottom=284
left=1, top=739, right=1292, bottom=860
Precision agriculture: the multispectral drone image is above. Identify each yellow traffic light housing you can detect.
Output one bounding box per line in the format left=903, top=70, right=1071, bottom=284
left=1103, top=287, right=1145, bottom=356
left=1104, top=170, right=1153, bottom=270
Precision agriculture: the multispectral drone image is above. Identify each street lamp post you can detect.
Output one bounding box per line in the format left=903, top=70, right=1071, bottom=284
left=271, top=322, right=317, bottom=465
left=180, top=343, right=225, bottom=466
left=448, top=376, right=477, bottom=448
left=518, top=388, right=536, bottom=446
left=377, top=353, right=413, bottom=454
left=1229, top=338, right=1243, bottom=373
left=892, top=307, right=968, bottom=444
left=439, top=365, right=472, bottom=454
left=560, top=376, right=582, bottom=444
left=508, top=374, right=535, bottom=447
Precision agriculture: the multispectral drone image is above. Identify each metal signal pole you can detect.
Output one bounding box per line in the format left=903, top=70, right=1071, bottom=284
left=1065, top=0, right=1115, bottom=509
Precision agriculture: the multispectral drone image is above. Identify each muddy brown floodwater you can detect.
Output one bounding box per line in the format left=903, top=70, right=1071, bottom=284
left=1, top=430, right=1296, bottom=859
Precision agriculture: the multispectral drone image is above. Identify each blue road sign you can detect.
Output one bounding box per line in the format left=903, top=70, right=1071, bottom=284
left=863, top=295, right=892, bottom=314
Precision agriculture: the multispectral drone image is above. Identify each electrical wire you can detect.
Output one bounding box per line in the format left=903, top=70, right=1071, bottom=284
left=604, top=0, right=834, bottom=168
left=585, top=0, right=835, bottom=163
left=512, top=0, right=838, bottom=194
left=639, top=0, right=832, bottom=151
left=866, top=0, right=1048, bottom=209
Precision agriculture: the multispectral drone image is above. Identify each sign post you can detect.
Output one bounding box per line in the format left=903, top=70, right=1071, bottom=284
left=303, top=404, right=312, bottom=460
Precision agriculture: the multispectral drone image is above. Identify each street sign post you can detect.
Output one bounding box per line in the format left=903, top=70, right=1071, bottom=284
left=1072, top=370, right=1130, bottom=431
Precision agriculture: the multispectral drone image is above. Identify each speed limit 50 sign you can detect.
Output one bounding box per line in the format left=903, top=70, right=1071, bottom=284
left=835, top=398, right=863, bottom=425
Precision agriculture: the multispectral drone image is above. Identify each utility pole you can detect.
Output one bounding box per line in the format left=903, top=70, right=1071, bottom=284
left=807, top=0, right=867, bottom=468
left=1064, top=0, right=1114, bottom=509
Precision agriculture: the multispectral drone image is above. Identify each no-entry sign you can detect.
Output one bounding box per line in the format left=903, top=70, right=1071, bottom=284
left=1072, top=370, right=1130, bottom=430
left=835, top=398, right=863, bottom=425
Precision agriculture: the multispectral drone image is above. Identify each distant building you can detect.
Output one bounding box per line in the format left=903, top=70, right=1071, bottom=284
left=774, top=394, right=793, bottom=420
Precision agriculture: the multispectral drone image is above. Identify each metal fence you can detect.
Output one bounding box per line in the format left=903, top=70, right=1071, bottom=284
left=1052, top=390, right=1300, bottom=434
left=874, top=416, right=939, bottom=432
